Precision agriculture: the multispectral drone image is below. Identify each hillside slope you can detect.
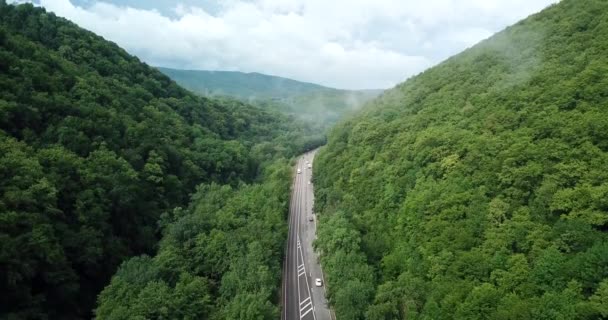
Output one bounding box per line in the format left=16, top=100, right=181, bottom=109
left=158, top=67, right=381, bottom=127
left=314, top=0, right=608, bottom=319
left=0, top=2, right=322, bottom=318
left=157, top=67, right=329, bottom=99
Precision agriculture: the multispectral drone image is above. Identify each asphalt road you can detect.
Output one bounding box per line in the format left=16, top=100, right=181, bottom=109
left=282, top=150, right=332, bottom=320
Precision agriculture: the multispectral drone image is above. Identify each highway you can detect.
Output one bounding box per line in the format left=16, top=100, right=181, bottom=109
left=282, top=150, right=332, bottom=320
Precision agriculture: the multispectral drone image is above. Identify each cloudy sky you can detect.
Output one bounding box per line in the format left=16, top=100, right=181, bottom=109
left=27, top=0, right=557, bottom=89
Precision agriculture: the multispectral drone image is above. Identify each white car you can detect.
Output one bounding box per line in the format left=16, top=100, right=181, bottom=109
left=315, top=278, right=323, bottom=287
left=308, top=216, right=314, bottom=222
left=297, top=168, right=301, bottom=174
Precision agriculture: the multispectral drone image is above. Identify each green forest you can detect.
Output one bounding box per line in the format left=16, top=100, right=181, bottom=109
left=96, top=162, right=293, bottom=319
left=0, top=1, right=323, bottom=318
left=314, top=0, right=608, bottom=319
left=3, top=0, right=608, bottom=319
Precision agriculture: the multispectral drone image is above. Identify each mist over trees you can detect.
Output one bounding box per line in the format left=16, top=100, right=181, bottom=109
left=313, top=0, right=608, bottom=318
left=3, top=0, right=608, bottom=318
left=0, top=1, right=323, bottom=318
left=158, top=67, right=382, bottom=131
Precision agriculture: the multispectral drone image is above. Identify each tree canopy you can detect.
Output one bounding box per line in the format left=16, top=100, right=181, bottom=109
left=0, top=1, right=322, bottom=318
left=313, top=0, right=608, bottom=319
left=96, top=162, right=292, bottom=319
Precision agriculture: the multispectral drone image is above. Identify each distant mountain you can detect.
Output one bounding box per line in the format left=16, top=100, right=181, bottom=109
left=157, top=67, right=382, bottom=127
left=156, top=67, right=330, bottom=99
left=0, top=2, right=324, bottom=318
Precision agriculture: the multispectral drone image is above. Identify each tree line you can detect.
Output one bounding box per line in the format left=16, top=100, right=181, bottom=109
left=0, top=1, right=323, bottom=318
left=313, top=0, right=608, bottom=319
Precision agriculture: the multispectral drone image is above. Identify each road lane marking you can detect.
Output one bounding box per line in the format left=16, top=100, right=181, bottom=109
left=286, top=153, right=321, bottom=320
left=296, top=235, right=315, bottom=319
left=300, top=301, right=312, bottom=311
left=300, top=305, right=313, bottom=319
left=296, top=151, right=331, bottom=320
left=300, top=297, right=311, bottom=306
left=296, top=192, right=301, bottom=320
left=298, top=236, right=317, bottom=320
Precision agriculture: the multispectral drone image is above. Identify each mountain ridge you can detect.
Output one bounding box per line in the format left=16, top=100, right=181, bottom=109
left=313, top=0, right=608, bottom=318
left=0, top=1, right=323, bottom=318
left=157, top=66, right=383, bottom=128
left=157, top=66, right=383, bottom=97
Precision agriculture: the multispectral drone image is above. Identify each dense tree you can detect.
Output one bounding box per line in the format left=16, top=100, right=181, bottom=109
left=314, top=0, right=608, bottom=318
left=0, top=1, right=322, bottom=318
left=97, top=162, right=292, bottom=319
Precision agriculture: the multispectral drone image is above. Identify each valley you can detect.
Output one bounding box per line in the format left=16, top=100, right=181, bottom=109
left=283, top=151, right=331, bottom=320
left=158, top=67, right=381, bottom=129
left=2, top=0, right=608, bottom=319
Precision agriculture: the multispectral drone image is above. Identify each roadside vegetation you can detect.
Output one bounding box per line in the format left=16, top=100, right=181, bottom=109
left=0, top=2, right=322, bottom=318
left=314, top=0, right=608, bottom=318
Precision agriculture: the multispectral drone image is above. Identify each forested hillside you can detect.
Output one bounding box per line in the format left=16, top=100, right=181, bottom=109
left=0, top=1, right=322, bottom=318
left=314, top=0, right=608, bottom=319
left=96, top=162, right=292, bottom=319
left=158, top=67, right=381, bottom=129
left=157, top=67, right=329, bottom=100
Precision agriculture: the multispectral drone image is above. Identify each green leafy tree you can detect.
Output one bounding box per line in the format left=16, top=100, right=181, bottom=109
left=313, top=0, right=608, bottom=318
left=0, top=1, right=324, bottom=317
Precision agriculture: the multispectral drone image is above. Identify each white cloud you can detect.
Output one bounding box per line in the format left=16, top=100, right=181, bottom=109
left=35, top=0, right=558, bottom=89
